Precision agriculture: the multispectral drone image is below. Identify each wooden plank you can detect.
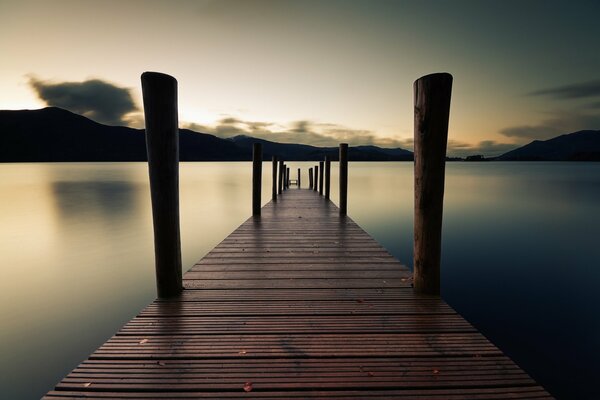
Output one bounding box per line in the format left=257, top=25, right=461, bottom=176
left=45, top=189, right=551, bottom=399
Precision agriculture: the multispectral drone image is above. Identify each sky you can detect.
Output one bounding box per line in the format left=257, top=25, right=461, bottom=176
left=1, top=0, right=599, bottom=156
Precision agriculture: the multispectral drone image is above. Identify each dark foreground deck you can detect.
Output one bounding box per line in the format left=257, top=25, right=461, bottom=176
left=45, top=189, right=551, bottom=399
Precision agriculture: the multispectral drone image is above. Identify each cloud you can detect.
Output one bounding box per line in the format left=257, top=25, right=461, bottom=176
left=182, top=116, right=413, bottom=149
left=587, top=100, right=600, bottom=109
left=500, top=111, right=600, bottom=141
left=28, top=76, right=138, bottom=125
left=528, top=80, right=600, bottom=99
left=500, top=125, right=562, bottom=140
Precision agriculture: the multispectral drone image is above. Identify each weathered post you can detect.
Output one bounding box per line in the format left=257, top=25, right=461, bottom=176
left=272, top=156, right=278, bottom=201
left=278, top=160, right=284, bottom=194
left=413, top=72, right=453, bottom=296
left=324, top=156, right=331, bottom=199
left=319, top=161, right=324, bottom=195
left=339, top=143, right=348, bottom=215
left=286, top=167, right=290, bottom=188
left=313, top=165, right=319, bottom=191
left=141, top=71, right=182, bottom=298
left=309, top=167, right=313, bottom=189
left=283, top=164, right=287, bottom=190
left=252, top=143, right=262, bottom=216
left=297, top=168, right=301, bottom=188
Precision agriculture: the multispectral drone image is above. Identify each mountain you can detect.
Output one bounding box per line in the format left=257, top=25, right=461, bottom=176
left=229, top=136, right=413, bottom=161
left=0, top=107, right=246, bottom=162
left=0, top=108, right=414, bottom=162
left=497, top=130, right=600, bottom=161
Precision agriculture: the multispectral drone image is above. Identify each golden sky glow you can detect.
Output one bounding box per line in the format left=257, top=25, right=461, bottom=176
left=1, top=0, right=599, bottom=156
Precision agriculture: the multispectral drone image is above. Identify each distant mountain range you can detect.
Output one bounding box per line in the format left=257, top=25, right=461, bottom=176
left=0, top=108, right=412, bottom=162
left=495, top=130, right=600, bottom=161
left=0, top=107, right=598, bottom=162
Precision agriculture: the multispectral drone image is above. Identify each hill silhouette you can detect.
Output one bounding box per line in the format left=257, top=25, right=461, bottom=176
left=0, top=108, right=414, bottom=162
left=497, top=130, right=600, bottom=161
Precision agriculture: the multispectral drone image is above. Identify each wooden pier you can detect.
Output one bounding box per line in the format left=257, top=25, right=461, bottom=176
left=44, top=71, right=551, bottom=399
left=45, top=188, right=550, bottom=399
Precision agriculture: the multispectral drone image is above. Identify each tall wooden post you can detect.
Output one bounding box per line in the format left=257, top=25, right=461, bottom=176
left=286, top=167, right=290, bottom=188
left=278, top=160, right=284, bottom=194
left=252, top=143, right=262, bottom=216
left=297, top=168, right=301, bottom=188
left=319, top=161, right=324, bottom=195
left=283, top=164, right=287, bottom=190
left=325, top=156, right=331, bottom=199
left=141, top=71, right=182, bottom=298
left=339, top=143, right=348, bottom=215
left=413, top=72, right=453, bottom=296
left=309, top=167, right=313, bottom=189
left=313, top=165, right=319, bottom=191
left=272, top=156, right=278, bottom=202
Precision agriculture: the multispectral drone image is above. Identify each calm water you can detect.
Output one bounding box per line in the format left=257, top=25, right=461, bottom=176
left=0, top=162, right=598, bottom=399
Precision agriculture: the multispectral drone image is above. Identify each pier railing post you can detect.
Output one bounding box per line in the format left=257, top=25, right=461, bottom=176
left=339, top=143, right=348, bottom=215
left=325, top=156, right=331, bottom=199
left=319, top=160, right=324, bottom=195
left=314, top=165, right=319, bottom=192
left=297, top=168, right=301, bottom=188
left=272, top=156, right=278, bottom=202
left=278, top=160, right=284, bottom=194
left=413, top=72, right=453, bottom=296
left=286, top=167, right=290, bottom=188
left=309, top=168, right=313, bottom=189
left=252, top=143, right=262, bottom=216
left=141, top=71, right=182, bottom=298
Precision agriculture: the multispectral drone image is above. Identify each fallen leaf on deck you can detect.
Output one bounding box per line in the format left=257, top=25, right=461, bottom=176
left=367, top=371, right=375, bottom=377
left=243, top=382, right=253, bottom=392
left=433, top=369, right=440, bottom=374
left=83, top=383, right=92, bottom=387
left=139, top=339, right=149, bottom=344
left=238, top=350, right=247, bottom=355
left=158, top=361, right=166, bottom=366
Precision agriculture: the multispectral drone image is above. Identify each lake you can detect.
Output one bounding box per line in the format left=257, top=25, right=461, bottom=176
left=0, top=161, right=598, bottom=399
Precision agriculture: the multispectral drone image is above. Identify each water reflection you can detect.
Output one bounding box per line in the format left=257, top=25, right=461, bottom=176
left=0, top=162, right=599, bottom=399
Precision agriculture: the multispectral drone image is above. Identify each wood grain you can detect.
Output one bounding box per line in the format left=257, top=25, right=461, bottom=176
left=44, top=188, right=551, bottom=399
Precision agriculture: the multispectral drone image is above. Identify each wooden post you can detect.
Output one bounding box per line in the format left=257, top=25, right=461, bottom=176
left=283, top=164, right=287, bottom=190
left=319, top=161, right=324, bottom=195
left=325, top=156, right=331, bottom=199
left=252, top=143, right=262, bottom=216
left=286, top=167, right=290, bottom=188
left=278, top=160, right=284, bottom=194
left=339, top=143, right=348, bottom=215
left=309, top=167, right=313, bottom=189
left=313, top=165, right=319, bottom=191
left=141, top=71, right=182, bottom=298
left=297, top=168, right=301, bottom=188
left=413, top=72, right=453, bottom=296
left=272, top=156, right=277, bottom=202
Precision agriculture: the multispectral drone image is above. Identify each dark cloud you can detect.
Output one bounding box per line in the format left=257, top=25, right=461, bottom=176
left=528, top=80, right=600, bottom=99
left=28, top=76, right=138, bottom=125
left=587, top=100, right=600, bottom=109
left=500, top=110, right=600, bottom=141
left=500, top=125, right=562, bottom=140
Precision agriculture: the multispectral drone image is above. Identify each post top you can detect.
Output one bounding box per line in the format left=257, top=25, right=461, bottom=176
left=414, top=72, right=453, bottom=85
left=141, top=71, right=178, bottom=85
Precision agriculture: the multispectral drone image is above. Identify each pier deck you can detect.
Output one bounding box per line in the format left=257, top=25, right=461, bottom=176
left=45, top=189, right=551, bottom=399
